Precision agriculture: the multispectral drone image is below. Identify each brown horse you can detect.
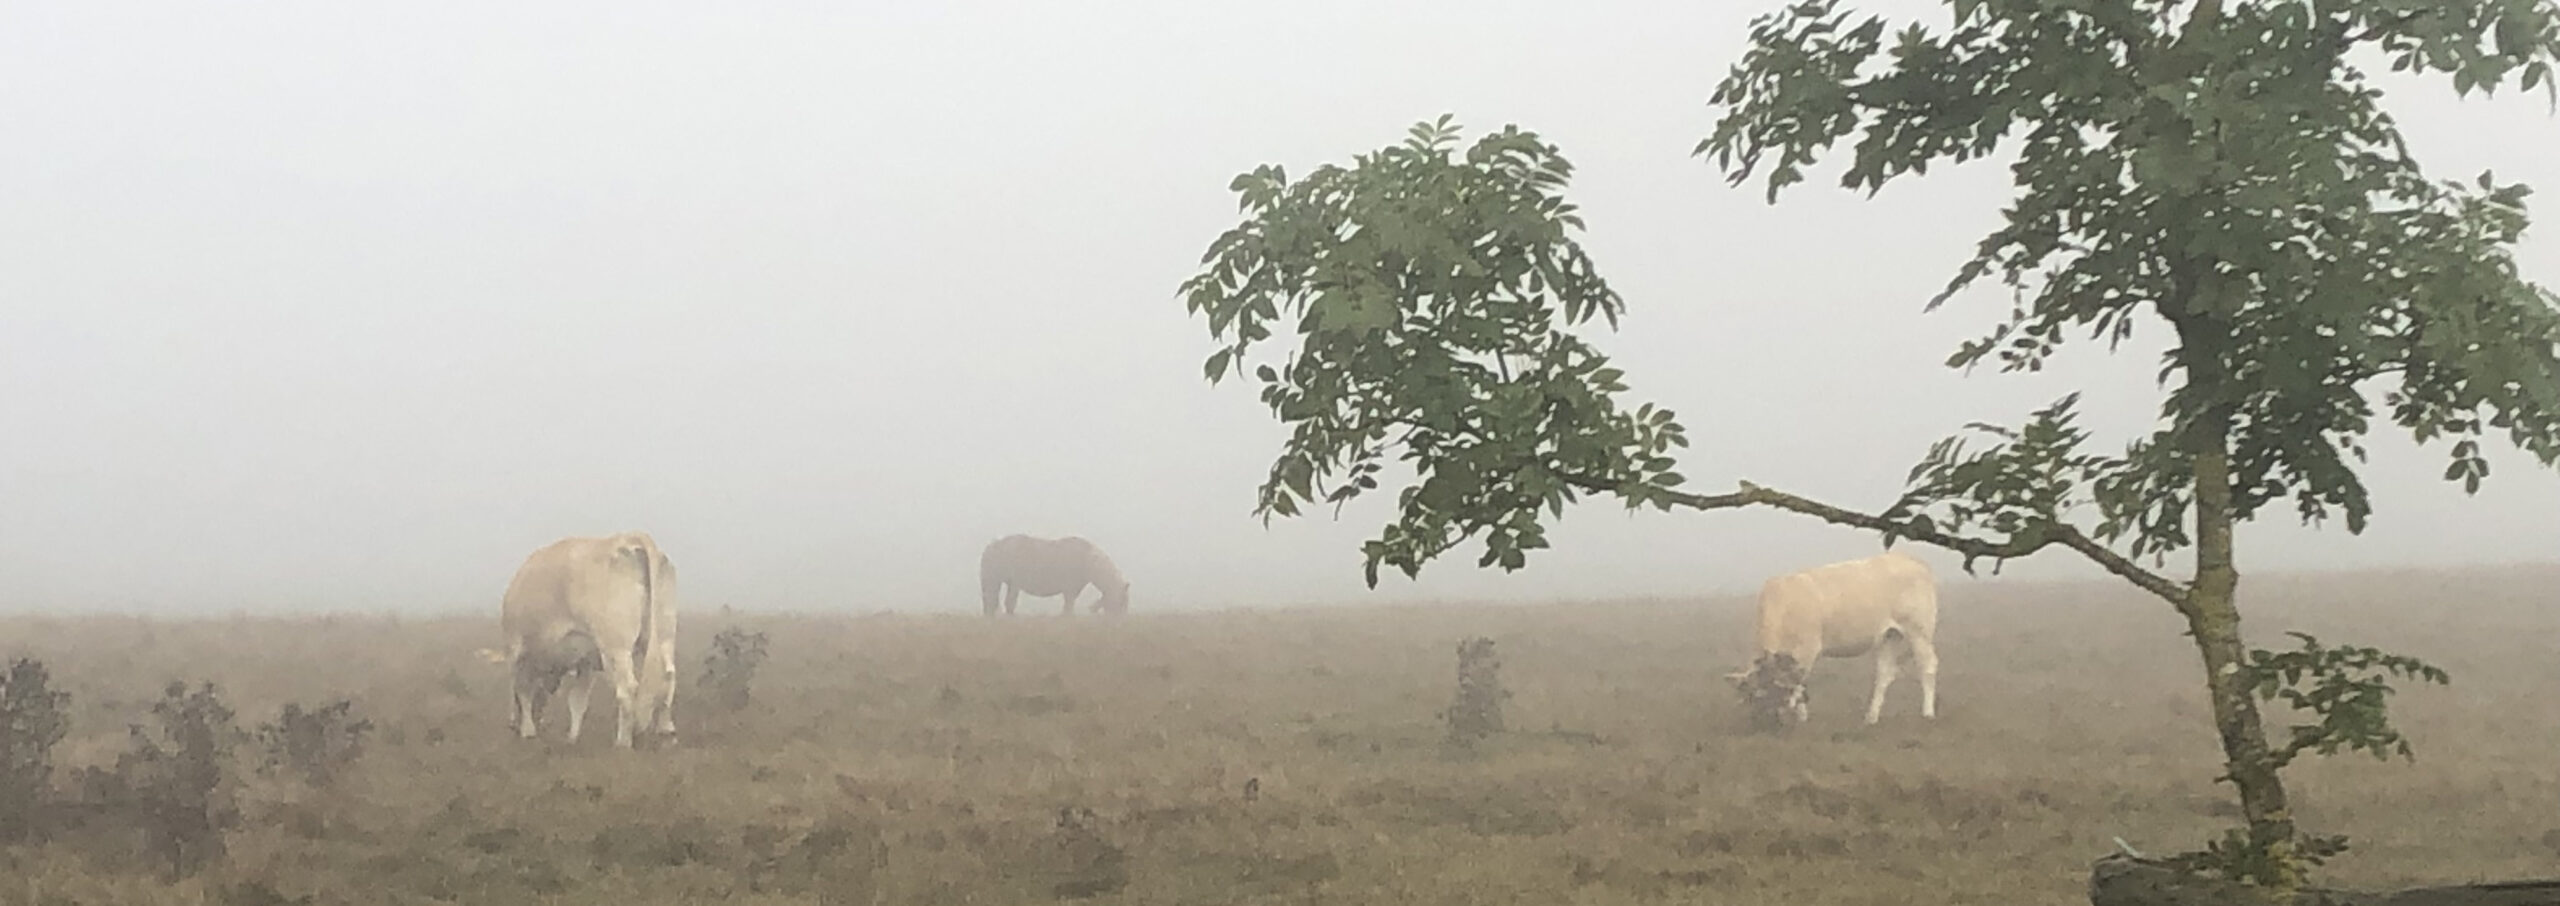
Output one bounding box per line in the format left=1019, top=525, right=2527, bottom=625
left=978, top=534, right=1130, bottom=616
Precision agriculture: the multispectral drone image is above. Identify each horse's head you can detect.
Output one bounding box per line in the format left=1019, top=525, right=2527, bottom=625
left=1097, top=578, right=1131, bottom=616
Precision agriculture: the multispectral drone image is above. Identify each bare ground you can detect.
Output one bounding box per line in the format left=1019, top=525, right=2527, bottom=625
left=4, top=565, right=2556, bottom=904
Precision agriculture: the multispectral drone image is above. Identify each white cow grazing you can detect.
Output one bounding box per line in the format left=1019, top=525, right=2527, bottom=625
left=979, top=534, right=1130, bottom=616
left=476, top=532, right=680, bottom=748
left=1724, top=549, right=1939, bottom=729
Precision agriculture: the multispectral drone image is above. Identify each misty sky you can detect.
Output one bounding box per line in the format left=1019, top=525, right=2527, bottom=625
left=5, top=2, right=2557, bottom=615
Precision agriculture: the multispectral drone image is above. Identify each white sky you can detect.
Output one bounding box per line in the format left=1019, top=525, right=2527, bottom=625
left=4, top=1, right=2556, bottom=615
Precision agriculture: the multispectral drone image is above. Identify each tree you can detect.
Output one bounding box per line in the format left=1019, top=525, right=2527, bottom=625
left=1, top=658, right=73, bottom=844
left=1178, top=0, right=2560, bottom=892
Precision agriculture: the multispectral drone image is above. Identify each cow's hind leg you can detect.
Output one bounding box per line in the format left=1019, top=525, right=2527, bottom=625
left=1866, top=635, right=1905, bottom=725
left=564, top=670, right=595, bottom=742
left=601, top=648, right=641, bottom=749
left=1906, top=628, right=1940, bottom=719
left=648, top=640, right=679, bottom=741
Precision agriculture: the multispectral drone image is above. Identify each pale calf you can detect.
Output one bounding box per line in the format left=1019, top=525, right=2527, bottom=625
left=1724, top=549, right=1940, bottom=729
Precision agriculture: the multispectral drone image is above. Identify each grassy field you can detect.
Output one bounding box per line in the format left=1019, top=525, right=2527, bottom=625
left=4, top=565, right=2556, bottom=905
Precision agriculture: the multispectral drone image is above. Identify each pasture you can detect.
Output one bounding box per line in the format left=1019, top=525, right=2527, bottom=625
left=4, top=565, right=2556, bottom=905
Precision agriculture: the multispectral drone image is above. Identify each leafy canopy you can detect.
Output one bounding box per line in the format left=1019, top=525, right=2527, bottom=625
left=1186, top=2, right=2560, bottom=594
left=1703, top=0, right=2560, bottom=568
left=1182, top=116, right=1688, bottom=587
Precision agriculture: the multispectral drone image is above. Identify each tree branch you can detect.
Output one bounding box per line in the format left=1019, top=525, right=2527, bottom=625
left=2343, top=9, right=2429, bottom=47
left=2052, top=526, right=2192, bottom=608
left=1570, top=473, right=2192, bottom=605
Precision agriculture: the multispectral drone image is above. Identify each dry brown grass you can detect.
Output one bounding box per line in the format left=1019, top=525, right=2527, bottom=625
left=3, top=565, right=2556, bottom=904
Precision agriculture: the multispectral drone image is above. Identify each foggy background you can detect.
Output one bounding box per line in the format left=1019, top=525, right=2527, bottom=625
left=5, top=1, right=2556, bottom=616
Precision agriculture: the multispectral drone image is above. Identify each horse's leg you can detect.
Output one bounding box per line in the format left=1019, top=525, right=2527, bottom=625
left=1004, top=584, right=1019, bottom=615
left=1061, top=586, right=1080, bottom=617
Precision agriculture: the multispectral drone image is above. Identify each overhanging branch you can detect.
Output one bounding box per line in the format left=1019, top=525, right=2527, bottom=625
left=1572, top=474, right=2191, bottom=605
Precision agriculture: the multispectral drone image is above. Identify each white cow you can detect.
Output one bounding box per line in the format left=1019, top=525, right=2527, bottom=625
left=476, top=532, right=680, bottom=748
left=978, top=534, right=1130, bottom=616
left=1724, top=549, right=1939, bottom=728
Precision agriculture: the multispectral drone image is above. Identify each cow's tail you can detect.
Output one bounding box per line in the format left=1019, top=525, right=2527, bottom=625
left=628, top=535, right=663, bottom=668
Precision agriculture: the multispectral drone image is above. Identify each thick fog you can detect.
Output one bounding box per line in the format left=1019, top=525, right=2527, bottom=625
left=5, top=2, right=2556, bottom=615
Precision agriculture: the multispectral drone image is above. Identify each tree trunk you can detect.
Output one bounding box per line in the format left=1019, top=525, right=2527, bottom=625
left=2091, top=855, right=2560, bottom=906
left=2185, top=436, right=2298, bottom=880
left=2165, top=274, right=2298, bottom=883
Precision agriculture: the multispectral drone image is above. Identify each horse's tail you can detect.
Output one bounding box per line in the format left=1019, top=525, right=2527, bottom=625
left=979, top=540, right=1005, bottom=616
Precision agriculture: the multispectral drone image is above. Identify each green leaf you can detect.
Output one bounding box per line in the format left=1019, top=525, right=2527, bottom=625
left=1282, top=457, right=1315, bottom=502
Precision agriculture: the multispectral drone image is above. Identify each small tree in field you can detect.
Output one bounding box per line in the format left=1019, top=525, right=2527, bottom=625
left=1, top=659, right=73, bottom=844
left=1178, top=1, right=2560, bottom=891
left=1444, top=637, right=1509, bottom=746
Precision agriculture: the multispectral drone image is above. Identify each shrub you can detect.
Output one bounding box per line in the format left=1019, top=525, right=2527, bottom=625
left=77, top=681, right=243, bottom=879
left=0, top=658, right=72, bottom=844
left=700, top=627, right=771, bottom=713
left=255, top=700, right=373, bottom=787
left=1444, top=637, right=1508, bottom=746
